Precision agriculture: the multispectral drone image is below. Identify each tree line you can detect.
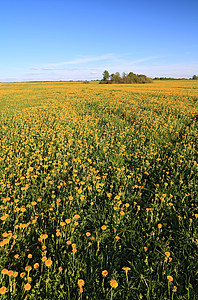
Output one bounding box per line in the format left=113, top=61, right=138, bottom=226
left=153, top=75, right=198, bottom=80
left=100, top=70, right=152, bottom=84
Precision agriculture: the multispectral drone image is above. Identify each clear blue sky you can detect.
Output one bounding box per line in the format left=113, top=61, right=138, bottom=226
left=1, top=0, right=198, bottom=81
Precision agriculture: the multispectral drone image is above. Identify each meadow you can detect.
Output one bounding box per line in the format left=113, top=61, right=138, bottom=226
left=0, top=80, right=198, bottom=299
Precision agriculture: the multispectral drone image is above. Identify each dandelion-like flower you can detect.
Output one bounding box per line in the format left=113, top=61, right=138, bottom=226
left=78, top=279, right=85, bottom=288
left=24, top=283, right=31, bottom=291
left=34, top=263, right=39, bottom=269
left=167, top=275, right=173, bottom=282
left=1, top=269, right=8, bottom=275
left=101, top=225, right=107, bottom=230
left=110, top=279, right=118, bottom=288
left=45, top=259, right=52, bottom=267
left=102, top=270, right=108, bottom=277
left=0, top=286, right=8, bottom=295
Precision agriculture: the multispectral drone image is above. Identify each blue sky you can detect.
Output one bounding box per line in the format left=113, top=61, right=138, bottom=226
left=0, top=0, right=198, bottom=81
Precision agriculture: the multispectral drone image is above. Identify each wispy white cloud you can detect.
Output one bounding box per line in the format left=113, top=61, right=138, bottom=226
left=128, top=56, right=162, bottom=65
left=30, top=54, right=160, bottom=73
left=45, top=54, right=115, bottom=67
left=2, top=54, right=196, bottom=82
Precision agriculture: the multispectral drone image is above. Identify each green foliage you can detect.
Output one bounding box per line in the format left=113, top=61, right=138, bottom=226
left=102, top=70, right=110, bottom=81
left=192, top=75, right=198, bottom=80
left=101, top=70, right=152, bottom=84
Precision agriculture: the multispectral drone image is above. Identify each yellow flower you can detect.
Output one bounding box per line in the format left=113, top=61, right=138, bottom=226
left=13, top=272, right=18, bottom=277
left=173, top=285, right=177, bottom=292
left=25, top=266, right=32, bottom=272
left=34, top=263, right=39, bottom=269
left=24, top=283, right=31, bottom=291
left=42, top=256, right=47, bottom=262
left=0, top=286, right=8, bottom=295
left=110, top=279, right=118, bottom=288
left=102, top=270, right=108, bottom=277
left=101, top=225, right=107, bottom=230
left=167, top=275, right=173, bottom=282
left=40, top=234, right=48, bottom=239
left=78, top=279, right=85, bottom=287
left=122, top=266, right=131, bottom=271
left=1, top=269, right=8, bottom=275
left=1, top=215, right=8, bottom=221
left=7, top=270, right=14, bottom=276
left=45, top=259, right=52, bottom=267
left=73, top=214, right=80, bottom=219
left=165, top=252, right=170, bottom=257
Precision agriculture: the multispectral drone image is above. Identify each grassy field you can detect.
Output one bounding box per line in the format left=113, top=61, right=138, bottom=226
left=0, top=80, right=198, bottom=299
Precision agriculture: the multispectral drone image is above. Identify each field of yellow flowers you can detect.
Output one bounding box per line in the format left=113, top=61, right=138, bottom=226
left=0, top=80, right=198, bottom=299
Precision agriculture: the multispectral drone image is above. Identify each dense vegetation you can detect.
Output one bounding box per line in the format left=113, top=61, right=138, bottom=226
left=0, top=80, right=198, bottom=299
left=154, top=75, right=198, bottom=80
left=100, top=70, right=152, bottom=84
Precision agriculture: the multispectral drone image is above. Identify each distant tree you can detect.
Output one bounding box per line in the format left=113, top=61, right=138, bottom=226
left=101, top=70, right=152, bottom=84
left=192, top=75, right=198, bottom=80
left=112, top=72, right=121, bottom=83
left=110, top=73, right=116, bottom=81
left=102, top=70, right=110, bottom=81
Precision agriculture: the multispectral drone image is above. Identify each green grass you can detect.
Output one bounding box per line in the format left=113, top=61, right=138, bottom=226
left=0, top=81, right=198, bottom=299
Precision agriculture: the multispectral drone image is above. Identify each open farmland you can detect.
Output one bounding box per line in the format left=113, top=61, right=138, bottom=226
left=0, top=80, right=198, bottom=299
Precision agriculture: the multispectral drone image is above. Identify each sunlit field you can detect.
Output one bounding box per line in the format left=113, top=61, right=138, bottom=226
left=0, top=80, right=198, bottom=299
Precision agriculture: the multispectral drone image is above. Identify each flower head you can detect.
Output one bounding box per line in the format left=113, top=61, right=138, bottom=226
left=0, top=286, right=8, bottom=295
left=122, top=266, right=131, bottom=271
left=34, top=263, right=39, bottom=269
left=24, top=283, right=31, bottom=291
left=167, top=275, right=173, bottom=282
left=102, top=270, right=108, bottom=277
left=45, top=259, right=52, bottom=267
left=78, top=279, right=85, bottom=288
left=110, top=279, right=118, bottom=288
